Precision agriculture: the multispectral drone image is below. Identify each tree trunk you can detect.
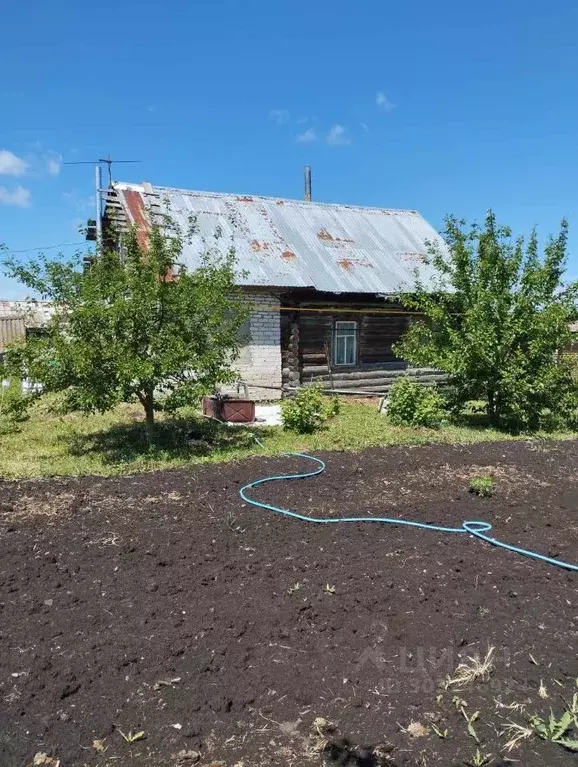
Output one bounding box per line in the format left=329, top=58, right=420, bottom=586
left=143, top=392, right=155, bottom=446
left=487, top=389, right=498, bottom=427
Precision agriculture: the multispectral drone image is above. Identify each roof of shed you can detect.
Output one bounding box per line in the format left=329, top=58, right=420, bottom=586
left=111, top=183, right=445, bottom=294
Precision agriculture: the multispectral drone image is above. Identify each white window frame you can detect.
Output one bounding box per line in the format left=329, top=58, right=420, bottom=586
left=333, top=320, right=357, bottom=367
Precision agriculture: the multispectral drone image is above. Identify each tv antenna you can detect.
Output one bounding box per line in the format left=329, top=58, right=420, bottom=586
left=63, top=155, right=142, bottom=246
left=63, top=154, right=141, bottom=185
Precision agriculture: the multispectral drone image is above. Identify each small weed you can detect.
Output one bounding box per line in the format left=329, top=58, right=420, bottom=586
left=445, top=647, right=495, bottom=688
left=464, top=748, right=492, bottom=767
left=464, top=748, right=491, bottom=767
left=468, top=476, right=495, bottom=497
left=287, top=582, right=301, bottom=595
left=430, top=723, right=448, bottom=739
left=530, top=710, right=578, bottom=751
left=452, top=697, right=480, bottom=743
left=117, top=729, right=145, bottom=744
left=538, top=680, right=548, bottom=699
left=463, top=710, right=481, bottom=743
left=324, top=583, right=336, bottom=594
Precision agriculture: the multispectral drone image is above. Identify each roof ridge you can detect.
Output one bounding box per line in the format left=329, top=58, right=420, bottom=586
left=116, top=182, right=421, bottom=217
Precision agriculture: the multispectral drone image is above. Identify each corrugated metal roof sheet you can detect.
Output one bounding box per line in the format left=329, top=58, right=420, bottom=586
left=113, top=183, right=446, bottom=294
left=0, top=301, right=54, bottom=326
left=0, top=317, right=26, bottom=353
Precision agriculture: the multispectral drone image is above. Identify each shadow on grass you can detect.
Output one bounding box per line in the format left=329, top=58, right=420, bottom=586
left=63, top=415, right=257, bottom=466
left=451, top=411, right=495, bottom=431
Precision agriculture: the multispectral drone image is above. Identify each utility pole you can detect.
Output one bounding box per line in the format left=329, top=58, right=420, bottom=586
left=95, top=163, right=103, bottom=248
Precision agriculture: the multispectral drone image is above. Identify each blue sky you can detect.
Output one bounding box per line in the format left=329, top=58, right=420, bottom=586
left=1, top=0, right=578, bottom=298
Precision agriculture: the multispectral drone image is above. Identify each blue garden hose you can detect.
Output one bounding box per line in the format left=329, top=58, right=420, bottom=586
left=239, top=452, right=578, bottom=573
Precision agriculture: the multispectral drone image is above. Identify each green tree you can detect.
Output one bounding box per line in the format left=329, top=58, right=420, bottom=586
left=2, top=219, right=250, bottom=444
left=395, top=211, right=578, bottom=431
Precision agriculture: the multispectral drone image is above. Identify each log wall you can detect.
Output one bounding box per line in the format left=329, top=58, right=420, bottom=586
left=280, top=292, right=446, bottom=394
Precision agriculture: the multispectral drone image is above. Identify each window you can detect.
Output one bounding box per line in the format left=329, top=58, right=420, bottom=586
left=333, top=321, right=357, bottom=366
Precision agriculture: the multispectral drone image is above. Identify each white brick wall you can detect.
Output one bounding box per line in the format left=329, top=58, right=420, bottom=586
left=230, top=291, right=282, bottom=400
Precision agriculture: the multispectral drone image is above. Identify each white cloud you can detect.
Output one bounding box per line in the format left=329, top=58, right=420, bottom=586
left=376, top=91, right=395, bottom=112
left=326, top=124, right=351, bottom=146
left=269, top=109, right=290, bottom=125
left=45, top=151, right=62, bottom=176
left=0, top=149, right=28, bottom=176
left=297, top=128, right=318, bottom=143
left=0, top=185, right=31, bottom=207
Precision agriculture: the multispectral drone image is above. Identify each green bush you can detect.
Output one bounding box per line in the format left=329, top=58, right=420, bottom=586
left=324, top=395, right=341, bottom=419
left=0, top=379, right=30, bottom=422
left=469, top=475, right=495, bottom=497
left=281, top=386, right=326, bottom=433
left=0, top=378, right=32, bottom=434
left=387, top=377, right=446, bottom=428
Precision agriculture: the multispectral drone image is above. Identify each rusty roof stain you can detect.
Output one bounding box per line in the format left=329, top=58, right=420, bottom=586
left=111, top=183, right=447, bottom=294
left=122, top=189, right=150, bottom=250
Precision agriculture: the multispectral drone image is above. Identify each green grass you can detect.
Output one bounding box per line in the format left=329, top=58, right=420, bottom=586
left=0, top=397, right=575, bottom=479
left=468, top=476, right=495, bottom=497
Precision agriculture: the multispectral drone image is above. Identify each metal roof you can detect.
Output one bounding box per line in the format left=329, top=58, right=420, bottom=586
left=0, top=301, right=54, bottom=324
left=0, top=317, right=26, bottom=353
left=112, top=183, right=446, bottom=294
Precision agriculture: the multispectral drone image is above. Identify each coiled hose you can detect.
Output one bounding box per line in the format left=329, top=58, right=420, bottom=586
left=239, top=452, right=578, bottom=573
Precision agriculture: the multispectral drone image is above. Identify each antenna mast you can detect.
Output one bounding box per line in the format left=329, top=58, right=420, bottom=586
left=63, top=156, right=141, bottom=248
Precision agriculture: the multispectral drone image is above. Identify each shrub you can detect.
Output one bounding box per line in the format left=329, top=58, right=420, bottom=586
left=0, top=378, right=31, bottom=423
left=469, top=476, right=495, bottom=497
left=281, top=386, right=326, bottom=433
left=387, top=377, right=446, bottom=428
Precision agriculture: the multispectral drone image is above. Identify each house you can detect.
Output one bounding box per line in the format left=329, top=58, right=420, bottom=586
left=103, top=181, right=448, bottom=399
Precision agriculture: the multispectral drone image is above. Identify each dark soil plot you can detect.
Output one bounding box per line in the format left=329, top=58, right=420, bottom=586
left=1, top=441, right=578, bottom=767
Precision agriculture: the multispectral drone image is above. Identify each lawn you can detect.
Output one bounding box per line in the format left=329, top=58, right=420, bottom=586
left=0, top=396, right=576, bottom=479
left=1, top=440, right=577, bottom=766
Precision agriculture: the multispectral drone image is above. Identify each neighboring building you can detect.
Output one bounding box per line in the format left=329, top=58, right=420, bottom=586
left=0, top=301, right=53, bottom=356
left=104, top=182, right=448, bottom=399
left=0, top=301, right=53, bottom=389
left=562, top=321, right=578, bottom=359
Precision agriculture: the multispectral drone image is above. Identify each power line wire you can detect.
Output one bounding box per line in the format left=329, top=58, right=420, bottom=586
left=2, top=242, right=88, bottom=255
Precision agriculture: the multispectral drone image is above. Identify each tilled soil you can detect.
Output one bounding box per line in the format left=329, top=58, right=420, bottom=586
left=1, top=440, right=577, bottom=767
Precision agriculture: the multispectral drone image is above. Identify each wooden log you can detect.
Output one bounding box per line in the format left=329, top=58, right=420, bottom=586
left=307, top=374, right=447, bottom=389
left=301, top=366, right=443, bottom=381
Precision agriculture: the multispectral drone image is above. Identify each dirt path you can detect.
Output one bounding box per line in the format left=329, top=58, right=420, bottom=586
left=1, top=441, right=577, bottom=766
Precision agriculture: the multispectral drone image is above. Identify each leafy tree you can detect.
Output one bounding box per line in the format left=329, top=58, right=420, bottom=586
left=2, top=218, right=250, bottom=444
left=395, top=211, right=578, bottom=431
